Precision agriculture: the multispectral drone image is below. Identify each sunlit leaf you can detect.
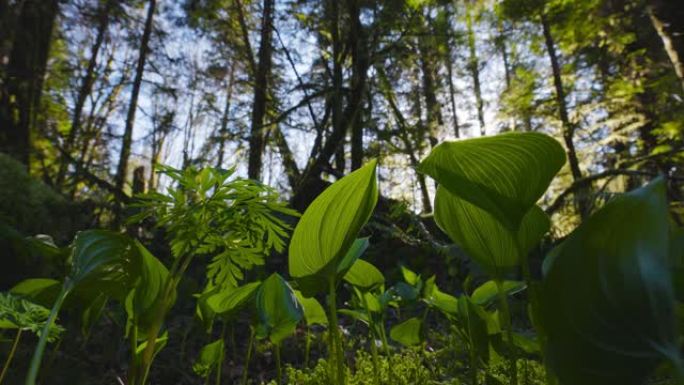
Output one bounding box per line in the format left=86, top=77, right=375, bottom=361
left=419, top=132, right=564, bottom=230
left=471, top=280, right=526, bottom=307
left=294, top=290, right=327, bottom=327
left=343, top=259, right=384, bottom=291
left=289, top=160, right=378, bottom=295
left=207, top=281, right=261, bottom=317
left=192, top=338, right=224, bottom=378
left=390, top=317, right=423, bottom=347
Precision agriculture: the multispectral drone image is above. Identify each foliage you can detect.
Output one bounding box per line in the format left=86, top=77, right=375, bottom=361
left=0, top=292, right=63, bottom=341
left=131, top=165, right=298, bottom=288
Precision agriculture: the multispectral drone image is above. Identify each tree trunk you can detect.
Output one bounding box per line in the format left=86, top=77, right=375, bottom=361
left=466, top=3, right=486, bottom=136
left=541, top=14, right=588, bottom=217
left=348, top=0, right=368, bottom=170
left=648, top=0, right=684, bottom=91
left=216, top=62, right=235, bottom=168
left=247, top=0, right=275, bottom=181
left=115, top=0, right=156, bottom=190
left=57, top=0, right=113, bottom=186
left=446, top=45, right=460, bottom=138
left=0, top=0, right=60, bottom=167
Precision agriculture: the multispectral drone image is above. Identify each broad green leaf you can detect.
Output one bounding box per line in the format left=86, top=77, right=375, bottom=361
left=669, top=225, right=684, bottom=302
left=419, top=132, right=565, bottom=230
left=423, top=276, right=458, bottom=315
left=80, top=293, right=108, bottom=336
left=207, top=281, right=261, bottom=317
left=343, top=259, right=384, bottom=291
left=471, top=281, right=526, bottom=307
left=255, top=273, right=303, bottom=344
left=289, top=160, right=378, bottom=294
left=10, top=279, right=61, bottom=308
left=294, top=290, right=327, bottom=327
left=125, top=241, right=169, bottom=335
left=400, top=265, right=420, bottom=286
left=392, top=282, right=420, bottom=302
left=435, top=186, right=550, bottom=278
left=540, top=179, right=682, bottom=385
left=69, top=230, right=135, bottom=287
left=192, top=338, right=225, bottom=378
left=390, top=317, right=423, bottom=346
left=335, top=238, right=370, bottom=277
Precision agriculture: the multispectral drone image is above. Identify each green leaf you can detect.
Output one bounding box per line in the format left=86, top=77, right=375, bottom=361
left=0, top=292, right=63, bottom=341
left=423, top=276, right=458, bottom=315
left=540, top=179, right=682, bottom=385
left=289, top=160, right=378, bottom=294
left=471, top=280, right=526, bottom=307
left=207, top=281, right=261, bottom=318
left=343, top=259, right=384, bottom=291
left=192, top=338, right=225, bottom=378
left=419, top=132, right=565, bottom=230
left=294, top=290, right=328, bottom=327
left=125, top=241, right=169, bottom=335
left=400, top=265, right=420, bottom=286
left=255, top=273, right=303, bottom=344
left=10, top=278, right=61, bottom=308
left=390, top=317, right=423, bottom=346
left=435, top=186, right=550, bottom=278
left=69, top=230, right=135, bottom=288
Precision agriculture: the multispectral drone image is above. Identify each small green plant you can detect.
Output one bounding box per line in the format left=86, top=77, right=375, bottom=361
left=288, top=160, right=379, bottom=385
left=127, top=165, right=296, bottom=384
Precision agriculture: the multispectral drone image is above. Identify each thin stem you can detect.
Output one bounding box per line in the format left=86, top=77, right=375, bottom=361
left=275, top=343, right=282, bottom=385
left=25, top=283, right=70, bottom=385
left=361, top=294, right=380, bottom=385
left=0, top=329, right=22, bottom=384
left=241, top=328, right=255, bottom=385
left=495, top=279, right=517, bottom=385
left=327, top=278, right=344, bottom=385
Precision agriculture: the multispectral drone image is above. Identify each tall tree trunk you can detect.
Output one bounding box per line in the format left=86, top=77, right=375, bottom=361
left=466, top=3, right=486, bottom=136
left=348, top=0, right=368, bottom=170
left=57, top=0, right=113, bottom=186
left=217, top=62, right=236, bottom=168
left=446, top=45, right=460, bottom=138
left=115, top=0, right=156, bottom=190
left=247, top=0, right=275, bottom=181
left=419, top=35, right=442, bottom=147
left=497, top=20, right=516, bottom=131
left=0, top=0, right=60, bottom=167
left=541, top=14, right=588, bottom=217
left=648, top=0, right=684, bottom=91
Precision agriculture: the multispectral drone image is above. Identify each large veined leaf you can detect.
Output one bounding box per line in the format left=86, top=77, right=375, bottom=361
left=471, top=280, right=526, bottom=307
left=343, top=259, right=384, bottom=291
left=390, top=317, right=423, bottom=346
left=435, top=186, right=550, bottom=278
left=68, top=230, right=135, bottom=288
left=541, top=179, right=682, bottom=385
left=125, top=241, right=170, bottom=335
left=255, top=273, right=303, bottom=344
left=418, top=132, right=565, bottom=230
left=289, top=160, right=378, bottom=294
left=670, top=225, right=684, bottom=302
left=207, top=281, right=261, bottom=317
left=294, top=290, right=328, bottom=327
left=192, top=338, right=225, bottom=378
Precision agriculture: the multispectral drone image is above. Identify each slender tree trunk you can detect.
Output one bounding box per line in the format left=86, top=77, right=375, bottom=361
left=466, top=3, right=486, bottom=136
left=541, top=14, right=588, bottom=217
left=217, top=62, right=235, bottom=168
left=115, top=0, right=156, bottom=190
left=0, top=0, right=59, bottom=167
left=247, top=0, right=275, bottom=181
left=330, top=0, right=343, bottom=165
left=648, top=0, right=684, bottom=91
left=348, top=0, right=368, bottom=170
left=57, top=0, right=113, bottom=186
left=446, top=46, right=460, bottom=138
left=497, top=21, right=516, bottom=131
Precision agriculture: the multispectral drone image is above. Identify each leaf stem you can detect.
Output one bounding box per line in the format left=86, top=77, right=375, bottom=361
left=25, top=282, right=70, bottom=385
left=328, top=278, right=344, bottom=385
left=0, top=329, right=22, bottom=385
left=495, top=279, right=517, bottom=384
left=241, top=327, right=255, bottom=385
